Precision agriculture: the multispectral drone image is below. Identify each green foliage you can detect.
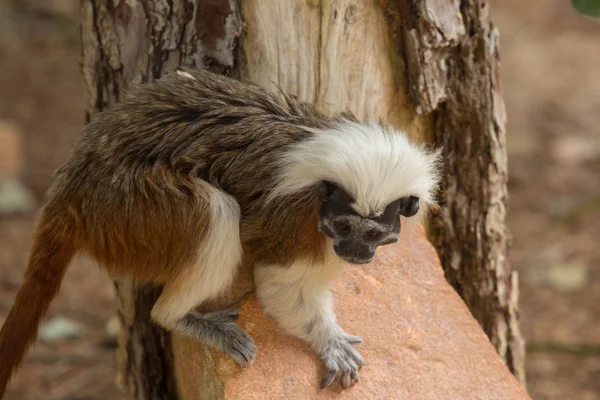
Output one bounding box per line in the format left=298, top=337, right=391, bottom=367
left=572, top=0, right=600, bottom=18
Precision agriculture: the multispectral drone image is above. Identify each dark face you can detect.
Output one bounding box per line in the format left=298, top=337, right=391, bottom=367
left=317, top=181, right=420, bottom=265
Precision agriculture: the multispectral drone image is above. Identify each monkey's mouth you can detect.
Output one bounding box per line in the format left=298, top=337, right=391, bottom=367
left=332, top=241, right=375, bottom=265
left=335, top=253, right=374, bottom=265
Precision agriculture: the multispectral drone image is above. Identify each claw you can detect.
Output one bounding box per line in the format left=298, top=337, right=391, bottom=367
left=341, top=372, right=352, bottom=388
left=348, top=347, right=364, bottom=366
left=319, top=331, right=364, bottom=389
left=321, top=369, right=338, bottom=388
left=228, top=309, right=240, bottom=320
left=178, top=310, right=255, bottom=367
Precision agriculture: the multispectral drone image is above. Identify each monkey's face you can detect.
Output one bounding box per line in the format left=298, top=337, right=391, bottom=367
left=317, top=181, right=420, bottom=265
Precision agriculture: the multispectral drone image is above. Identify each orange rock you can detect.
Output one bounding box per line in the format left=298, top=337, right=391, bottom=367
left=172, top=227, right=531, bottom=399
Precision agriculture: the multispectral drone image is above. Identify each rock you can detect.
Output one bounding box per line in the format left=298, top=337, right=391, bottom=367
left=545, top=261, right=588, bottom=292
left=171, top=227, right=531, bottom=400
left=39, top=316, right=83, bottom=343
left=0, top=178, right=35, bottom=214
left=0, top=120, right=35, bottom=214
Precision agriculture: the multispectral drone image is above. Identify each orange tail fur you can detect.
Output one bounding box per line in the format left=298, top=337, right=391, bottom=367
left=0, top=208, right=75, bottom=396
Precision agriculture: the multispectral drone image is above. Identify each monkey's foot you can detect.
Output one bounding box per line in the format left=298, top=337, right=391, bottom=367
left=176, top=309, right=256, bottom=367
left=319, top=331, right=364, bottom=389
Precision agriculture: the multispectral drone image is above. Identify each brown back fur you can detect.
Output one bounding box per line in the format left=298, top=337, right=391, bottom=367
left=52, top=67, right=356, bottom=269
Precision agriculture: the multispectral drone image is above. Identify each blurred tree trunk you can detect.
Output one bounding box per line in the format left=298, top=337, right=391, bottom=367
left=79, top=0, right=525, bottom=398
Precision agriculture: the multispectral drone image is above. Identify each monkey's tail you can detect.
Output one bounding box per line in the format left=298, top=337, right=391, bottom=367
left=0, top=207, right=76, bottom=397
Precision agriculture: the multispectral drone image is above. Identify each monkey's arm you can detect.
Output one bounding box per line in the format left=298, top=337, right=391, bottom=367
left=254, top=260, right=363, bottom=389
left=149, top=181, right=255, bottom=366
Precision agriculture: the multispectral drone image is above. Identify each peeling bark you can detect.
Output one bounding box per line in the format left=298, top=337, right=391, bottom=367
left=80, top=0, right=242, bottom=120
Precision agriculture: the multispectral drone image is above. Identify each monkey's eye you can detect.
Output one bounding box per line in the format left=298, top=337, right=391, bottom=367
left=334, top=220, right=351, bottom=233
left=365, top=229, right=382, bottom=239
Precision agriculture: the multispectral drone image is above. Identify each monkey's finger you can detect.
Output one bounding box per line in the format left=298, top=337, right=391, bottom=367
left=347, top=347, right=364, bottom=367
left=240, top=341, right=257, bottom=363
left=337, top=357, right=357, bottom=389
left=339, top=358, right=360, bottom=389
left=224, top=308, right=240, bottom=320
left=226, top=333, right=256, bottom=367
left=341, top=371, right=352, bottom=389
left=350, top=369, right=360, bottom=382
left=344, top=334, right=363, bottom=345
left=338, top=358, right=351, bottom=374
left=346, top=358, right=358, bottom=373
left=230, top=345, right=256, bottom=367
left=320, top=368, right=338, bottom=389
left=204, top=308, right=239, bottom=321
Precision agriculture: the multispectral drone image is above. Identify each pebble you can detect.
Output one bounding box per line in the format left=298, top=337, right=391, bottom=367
left=39, top=316, right=83, bottom=343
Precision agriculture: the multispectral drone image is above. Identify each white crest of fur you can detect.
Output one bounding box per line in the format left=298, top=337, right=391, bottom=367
left=268, top=119, right=441, bottom=219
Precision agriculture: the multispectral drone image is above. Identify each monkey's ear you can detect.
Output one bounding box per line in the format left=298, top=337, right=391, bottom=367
left=318, top=181, right=339, bottom=202
left=398, top=195, right=420, bottom=217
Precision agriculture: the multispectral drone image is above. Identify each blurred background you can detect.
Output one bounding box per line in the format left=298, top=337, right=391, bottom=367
left=0, top=0, right=599, bottom=399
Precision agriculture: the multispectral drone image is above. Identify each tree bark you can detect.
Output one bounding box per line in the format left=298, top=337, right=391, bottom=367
left=79, top=0, right=525, bottom=398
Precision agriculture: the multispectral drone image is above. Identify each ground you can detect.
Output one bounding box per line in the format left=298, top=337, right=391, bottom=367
left=0, top=0, right=598, bottom=399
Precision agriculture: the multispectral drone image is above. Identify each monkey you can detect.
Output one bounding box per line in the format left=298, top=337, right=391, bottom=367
left=0, top=67, right=440, bottom=394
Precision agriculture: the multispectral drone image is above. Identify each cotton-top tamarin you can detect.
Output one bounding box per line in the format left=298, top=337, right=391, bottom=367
left=0, top=68, right=440, bottom=394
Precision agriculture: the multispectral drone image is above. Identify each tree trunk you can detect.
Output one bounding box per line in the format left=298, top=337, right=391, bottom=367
left=79, top=0, right=525, bottom=398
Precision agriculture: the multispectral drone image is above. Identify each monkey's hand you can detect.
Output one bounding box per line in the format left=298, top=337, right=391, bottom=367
left=319, top=330, right=364, bottom=389
left=176, top=309, right=256, bottom=367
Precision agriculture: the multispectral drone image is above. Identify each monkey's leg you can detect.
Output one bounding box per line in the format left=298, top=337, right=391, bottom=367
left=150, top=184, right=256, bottom=366
left=254, top=261, right=364, bottom=389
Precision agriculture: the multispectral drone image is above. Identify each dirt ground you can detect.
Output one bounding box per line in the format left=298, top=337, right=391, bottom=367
left=0, top=0, right=599, bottom=399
